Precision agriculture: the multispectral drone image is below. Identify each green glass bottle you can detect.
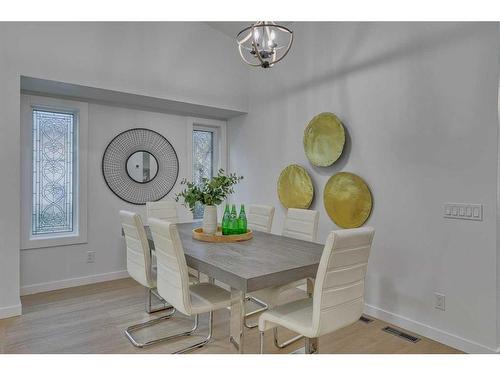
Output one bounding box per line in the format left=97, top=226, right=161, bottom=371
left=238, top=204, right=247, bottom=234
left=222, top=204, right=230, bottom=235
left=228, top=204, right=238, bottom=235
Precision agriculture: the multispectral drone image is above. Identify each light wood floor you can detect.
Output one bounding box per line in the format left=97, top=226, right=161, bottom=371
left=0, top=278, right=462, bottom=354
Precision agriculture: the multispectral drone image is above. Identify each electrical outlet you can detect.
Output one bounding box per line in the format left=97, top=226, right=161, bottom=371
left=86, top=251, right=95, bottom=263
left=434, top=293, right=445, bottom=311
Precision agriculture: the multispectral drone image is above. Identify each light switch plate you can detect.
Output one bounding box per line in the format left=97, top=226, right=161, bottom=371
left=444, top=203, right=482, bottom=221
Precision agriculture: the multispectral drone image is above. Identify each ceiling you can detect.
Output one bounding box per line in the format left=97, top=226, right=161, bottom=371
left=206, top=22, right=294, bottom=39
left=206, top=22, right=253, bottom=39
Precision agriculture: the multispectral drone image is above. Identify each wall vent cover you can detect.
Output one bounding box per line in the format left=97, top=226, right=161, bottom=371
left=382, top=326, right=420, bottom=343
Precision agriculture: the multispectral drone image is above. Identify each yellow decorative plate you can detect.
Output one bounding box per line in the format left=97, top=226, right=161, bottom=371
left=303, top=112, right=345, bottom=167
left=277, top=164, right=314, bottom=209
left=324, top=172, right=372, bottom=228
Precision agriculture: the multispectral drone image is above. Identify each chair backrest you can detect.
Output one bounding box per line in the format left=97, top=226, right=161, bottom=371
left=120, top=210, right=154, bottom=288
left=149, top=218, right=192, bottom=316
left=146, top=201, right=178, bottom=223
left=282, top=208, right=319, bottom=242
left=312, top=227, right=374, bottom=337
left=247, top=204, right=275, bottom=233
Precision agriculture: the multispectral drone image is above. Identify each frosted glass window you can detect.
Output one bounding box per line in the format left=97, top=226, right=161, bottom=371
left=32, top=109, right=75, bottom=236
left=192, top=130, right=214, bottom=220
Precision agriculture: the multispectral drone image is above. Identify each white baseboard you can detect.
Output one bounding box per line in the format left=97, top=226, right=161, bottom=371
left=21, top=270, right=129, bottom=296
left=0, top=302, right=22, bottom=319
left=364, top=303, right=498, bottom=354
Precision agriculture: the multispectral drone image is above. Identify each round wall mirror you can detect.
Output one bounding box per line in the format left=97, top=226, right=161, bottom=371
left=102, top=128, right=179, bottom=205
left=126, top=151, right=159, bottom=183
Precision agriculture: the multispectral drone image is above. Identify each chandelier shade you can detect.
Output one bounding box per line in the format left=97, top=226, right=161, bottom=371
left=237, top=21, right=293, bottom=68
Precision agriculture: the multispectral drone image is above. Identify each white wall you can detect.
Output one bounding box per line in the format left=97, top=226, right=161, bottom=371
left=229, top=22, right=499, bottom=352
left=0, top=38, right=22, bottom=319
left=2, top=21, right=499, bottom=354
left=0, top=22, right=248, bottom=317
left=19, top=100, right=195, bottom=292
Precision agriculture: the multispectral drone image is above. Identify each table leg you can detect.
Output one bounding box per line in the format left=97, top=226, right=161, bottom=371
left=290, top=337, right=319, bottom=354
left=229, top=287, right=245, bottom=353
left=305, top=337, right=319, bottom=354
left=307, top=278, right=314, bottom=297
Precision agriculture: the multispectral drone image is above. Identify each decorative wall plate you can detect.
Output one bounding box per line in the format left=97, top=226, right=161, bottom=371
left=102, top=128, right=179, bottom=205
left=303, top=112, right=345, bottom=167
left=323, top=172, right=372, bottom=228
left=277, top=164, right=314, bottom=209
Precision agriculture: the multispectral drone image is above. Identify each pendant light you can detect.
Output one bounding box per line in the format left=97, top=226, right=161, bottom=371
left=237, top=21, right=293, bottom=68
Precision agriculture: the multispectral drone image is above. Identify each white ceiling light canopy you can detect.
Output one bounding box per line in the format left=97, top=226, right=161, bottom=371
left=237, top=21, right=293, bottom=69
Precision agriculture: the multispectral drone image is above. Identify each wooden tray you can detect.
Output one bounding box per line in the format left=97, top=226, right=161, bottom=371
left=192, top=227, right=253, bottom=243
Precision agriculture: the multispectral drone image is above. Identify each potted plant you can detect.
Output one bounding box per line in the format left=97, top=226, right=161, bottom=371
left=175, top=169, right=243, bottom=234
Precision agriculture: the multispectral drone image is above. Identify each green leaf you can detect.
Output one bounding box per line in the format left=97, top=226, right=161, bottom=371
left=174, top=170, right=243, bottom=209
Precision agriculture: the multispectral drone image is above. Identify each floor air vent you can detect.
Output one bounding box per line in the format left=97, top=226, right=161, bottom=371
left=359, top=315, right=374, bottom=323
left=382, top=326, right=420, bottom=343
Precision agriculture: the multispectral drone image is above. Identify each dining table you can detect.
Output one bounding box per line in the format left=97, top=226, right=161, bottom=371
left=143, top=221, right=325, bottom=353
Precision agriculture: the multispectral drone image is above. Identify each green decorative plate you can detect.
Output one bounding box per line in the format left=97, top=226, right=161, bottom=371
left=303, top=112, right=345, bottom=167
left=324, top=172, right=372, bottom=228
left=277, top=164, right=314, bottom=209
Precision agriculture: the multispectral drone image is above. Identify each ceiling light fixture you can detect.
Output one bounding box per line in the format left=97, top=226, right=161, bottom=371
left=237, top=21, right=293, bottom=69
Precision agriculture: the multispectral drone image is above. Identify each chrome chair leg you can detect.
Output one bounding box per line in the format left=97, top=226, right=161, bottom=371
left=271, top=281, right=312, bottom=347
left=174, top=311, right=214, bottom=354
left=146, top=287, right=173, bottom=313
left=273, top=327, right=303, bottom=349
left=259, top=331, right=265, bottom=354
left=125, top=311, right=215, bottom=353
left=244, top=295, right=268, bottom=329
left=125, top=307, right=177, bottom=348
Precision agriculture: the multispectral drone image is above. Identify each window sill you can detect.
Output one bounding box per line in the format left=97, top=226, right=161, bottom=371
left=21, top=233, right=88, bottom=250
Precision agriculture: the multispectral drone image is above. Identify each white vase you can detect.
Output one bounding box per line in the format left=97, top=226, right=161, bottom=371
left=202, top=205, right=218, bottom=234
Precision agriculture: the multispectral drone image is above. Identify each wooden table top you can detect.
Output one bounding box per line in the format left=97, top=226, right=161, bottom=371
left=145, top=222, right=324, bottom=292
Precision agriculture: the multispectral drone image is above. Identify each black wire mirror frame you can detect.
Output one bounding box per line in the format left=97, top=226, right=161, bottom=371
left=101, top=128, right=179, bottom=205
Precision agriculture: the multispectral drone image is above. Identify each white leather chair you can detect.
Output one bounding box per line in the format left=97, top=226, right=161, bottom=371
left=282, top=208, right=319, bottom=242
left=259, top=226, right=375, bottom=354
left=120, top=210, right=169, bottom=315
left=245, top=208, right=319, bottom=343
left=146, top=200, right=200, bottom=280
left=146, top=200, right=178, bottom=223
left=121, top=210, right=178, bottom=348
left=247, top=204, right=275, bottom=233
left=121, top=210, right=197, bottom=348
left=148, top=218, right=233, bottom=353
left=280, top=207, right=319, bottom=294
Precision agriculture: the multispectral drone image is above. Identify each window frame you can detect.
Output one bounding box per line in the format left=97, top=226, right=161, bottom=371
left=20, top=95, right=88, bottom=249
